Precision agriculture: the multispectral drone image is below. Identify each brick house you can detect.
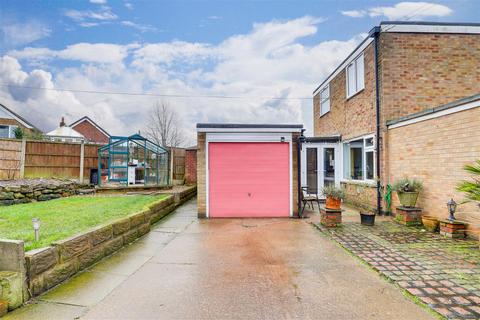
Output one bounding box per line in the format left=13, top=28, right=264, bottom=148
left=307, top=21, right=480, bottom=235
left=70, top=116, right=110, bottom=144
left=0, top=103, right=39, bottom=138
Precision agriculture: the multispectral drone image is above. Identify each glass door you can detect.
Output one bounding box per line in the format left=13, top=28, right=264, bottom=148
left=323, top=148, right=335, bottom=188
left=306, top=148, right=318, bottom=194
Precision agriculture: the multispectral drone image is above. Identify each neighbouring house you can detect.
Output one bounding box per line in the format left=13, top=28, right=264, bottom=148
left=196, top=124, right=302, bottom=218
left=70, top=116, right=110, bottom=144
left=308, top=21, right=480, bottom=236
left=0, top=103, right=39, bottom=138
left=46, top=117, right=85, bottom=143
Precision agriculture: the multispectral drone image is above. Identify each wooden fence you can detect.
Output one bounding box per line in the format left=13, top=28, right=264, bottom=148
left=171, top=147, right=185, bottom=181
left=0, top=139, right=22, bottom=180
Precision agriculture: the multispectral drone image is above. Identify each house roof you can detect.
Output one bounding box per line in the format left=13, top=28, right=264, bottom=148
left=387, top=93, right=480, bottom=128
left=313, top=21, right=480, bottom=96
left=46, top=126, right=85, bottom=138
left=70, top=116, right=110, bottom=138
left=0, top=102, right=38, bottom=130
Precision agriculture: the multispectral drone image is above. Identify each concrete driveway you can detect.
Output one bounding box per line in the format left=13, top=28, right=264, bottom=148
left=6, top=199, right=434, bottom=320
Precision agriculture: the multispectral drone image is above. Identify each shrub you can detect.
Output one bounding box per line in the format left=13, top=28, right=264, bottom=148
left=392, top=177, right=423, bottom=193
left=457, top=160, right=480, bottom=204
left=322, top=185, right=345, bottom=200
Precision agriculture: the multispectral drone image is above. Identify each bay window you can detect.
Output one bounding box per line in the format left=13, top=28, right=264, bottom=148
left=343, top=135, right=375, bottom=181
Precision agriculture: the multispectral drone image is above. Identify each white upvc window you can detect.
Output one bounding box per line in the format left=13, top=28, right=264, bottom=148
left=342, top=134, right=375, bottom=182
left=319, top=85, right=330, bottom=116
left=346, top=53, right=365, bottom=98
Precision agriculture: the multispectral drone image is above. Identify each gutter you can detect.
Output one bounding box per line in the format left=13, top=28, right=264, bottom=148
left=369, top=26, right=383, bottom=216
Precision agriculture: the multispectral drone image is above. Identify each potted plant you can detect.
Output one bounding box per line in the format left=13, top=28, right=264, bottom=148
left=421, top=215, right=439, bottom=232
left=322, top=185, right=345, bottom=210
left=392, top=177, right=423, bottom=207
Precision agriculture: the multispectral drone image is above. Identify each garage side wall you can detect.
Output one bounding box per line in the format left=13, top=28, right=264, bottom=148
left=197, top=133, right=206, bottom=218
left=388, top=107, right=480, bottom=237
left=292, top=133, right=299, bottom=217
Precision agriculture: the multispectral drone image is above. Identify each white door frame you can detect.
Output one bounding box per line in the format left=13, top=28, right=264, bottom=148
left=205, top=132, right=293, bottom=218
left=301, top=142, right=341, bottom=197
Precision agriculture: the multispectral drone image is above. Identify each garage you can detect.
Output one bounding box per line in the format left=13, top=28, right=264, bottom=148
left=196, top=124, right=303, bottom=218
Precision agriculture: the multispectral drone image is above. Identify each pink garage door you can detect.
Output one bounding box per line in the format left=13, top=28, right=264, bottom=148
left=209, top=142, right=290, bottom=218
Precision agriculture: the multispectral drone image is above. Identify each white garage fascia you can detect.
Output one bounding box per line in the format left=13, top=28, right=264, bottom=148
left=205, top=132, right=293, bottom=218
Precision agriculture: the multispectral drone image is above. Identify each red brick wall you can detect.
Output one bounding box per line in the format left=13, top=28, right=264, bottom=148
left=379, top=32, right=480, bottom=125
left=72, top=120, right=109, bottom=144
left=185, top=149, right=197, bottom=184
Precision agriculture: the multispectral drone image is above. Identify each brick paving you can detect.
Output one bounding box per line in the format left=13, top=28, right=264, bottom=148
left=314, top=221, right=480, bottom=320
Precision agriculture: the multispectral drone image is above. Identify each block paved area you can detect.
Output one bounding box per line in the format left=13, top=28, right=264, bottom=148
left=314, top=219, right=480, bottom=320
left=5, top=199, right=434, bottom=319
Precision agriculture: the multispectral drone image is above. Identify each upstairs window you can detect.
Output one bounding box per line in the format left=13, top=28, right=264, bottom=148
left=346, top=53, right=365, bottom=98
left=320, top=85, right=330, bottom=116
left=0, top=126, right=9, bottom=138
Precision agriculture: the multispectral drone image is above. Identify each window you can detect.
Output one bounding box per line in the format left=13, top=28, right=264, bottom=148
left=346, top=53, right=365, bottom=98
left=320, top=85, right=330, bottom=116
left=343, top=135, right=375, bottom=181
left=0, top=126, right=9, bottom=138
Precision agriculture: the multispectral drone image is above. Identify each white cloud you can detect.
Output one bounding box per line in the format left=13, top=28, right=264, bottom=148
left=1, top=20, right=51, bottom=47
left=342, top=2, right=452, bottom=20
left=90, top=0, right=107, bottom=4
left=1, top=16, right=363, bottom=141
left=9, top=43, right=135, bottom=65
left=121, top=21, right=158, bottom=33
left=124, top=2, right=133, bottom=10
left=341, top=10, right=367, bottom=18
left=64, top=6, right=117, bottom=25
left=207, top=16, right=222, bottom=20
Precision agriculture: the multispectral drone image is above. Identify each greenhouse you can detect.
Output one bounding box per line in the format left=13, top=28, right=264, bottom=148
left=97, top=134, right=169, bottom=186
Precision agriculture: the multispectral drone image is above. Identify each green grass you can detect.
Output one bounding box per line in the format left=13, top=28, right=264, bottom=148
left=0, top=195, right=167, bottom=251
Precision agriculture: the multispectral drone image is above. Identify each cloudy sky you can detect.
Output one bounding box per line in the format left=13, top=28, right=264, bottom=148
left=0, top=0, right=478, bottom=144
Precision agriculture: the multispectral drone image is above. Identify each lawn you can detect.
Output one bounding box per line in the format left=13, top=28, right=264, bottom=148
left=0, top=195, right=167, bottom=251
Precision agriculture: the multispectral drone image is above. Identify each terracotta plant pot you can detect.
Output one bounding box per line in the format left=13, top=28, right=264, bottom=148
left=325, top=196, right=341, bottom=210
left=421, top=215, right=439, bottom=232
left=397, top=191, right=419, bottom=207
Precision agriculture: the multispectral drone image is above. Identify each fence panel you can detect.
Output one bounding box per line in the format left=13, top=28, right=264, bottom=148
left=0, top=139, right=22, bottom=180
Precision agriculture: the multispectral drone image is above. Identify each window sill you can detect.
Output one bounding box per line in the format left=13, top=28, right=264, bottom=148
left=340, top=179, right=376, bottom=187
left=319, top=110, right=330, bottom=118
left=346, top=88, right=365, bottom=101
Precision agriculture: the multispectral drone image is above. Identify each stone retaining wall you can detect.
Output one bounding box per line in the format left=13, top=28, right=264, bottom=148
left=0, top=180, right=94, bottom=206
left=24, top=195, right=176, bottom=297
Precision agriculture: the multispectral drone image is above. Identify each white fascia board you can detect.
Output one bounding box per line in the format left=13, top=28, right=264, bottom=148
left=381, top=24, right=480, bottom=34
left=388, top=100, right=480, bottom=130
left=206, top=132, right=292, bottom=142
left=313, top=37, right=374, bottom=96
left=197, top=127, right=302, bottom=133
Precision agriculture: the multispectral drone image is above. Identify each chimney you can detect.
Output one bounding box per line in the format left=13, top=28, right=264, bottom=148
left=60, top=117, right=66, bottom=127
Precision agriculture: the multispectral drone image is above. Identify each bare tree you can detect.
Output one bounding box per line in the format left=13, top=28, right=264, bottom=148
left=146, top=101, right=185, bottom=148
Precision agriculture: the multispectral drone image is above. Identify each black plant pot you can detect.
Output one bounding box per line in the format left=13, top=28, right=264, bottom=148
left=360, top=212, right=376, bottom=226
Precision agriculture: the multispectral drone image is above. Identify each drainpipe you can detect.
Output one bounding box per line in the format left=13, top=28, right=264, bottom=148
left=370, top=26, right=383, bottom=215
left=297, top=129, right=306, bottom=218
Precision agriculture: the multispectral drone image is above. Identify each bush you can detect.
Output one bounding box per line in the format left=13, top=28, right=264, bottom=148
left=457, top=160, right=480, bottom=204
left=322, top=185, right=345, bottom=200
left=392, top=177, right=423, bottom=193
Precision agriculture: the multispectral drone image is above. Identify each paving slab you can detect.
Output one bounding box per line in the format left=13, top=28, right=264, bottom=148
left=3, top=301, right=86, bottom=320
left=40, top=270, right=127, bottom=307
